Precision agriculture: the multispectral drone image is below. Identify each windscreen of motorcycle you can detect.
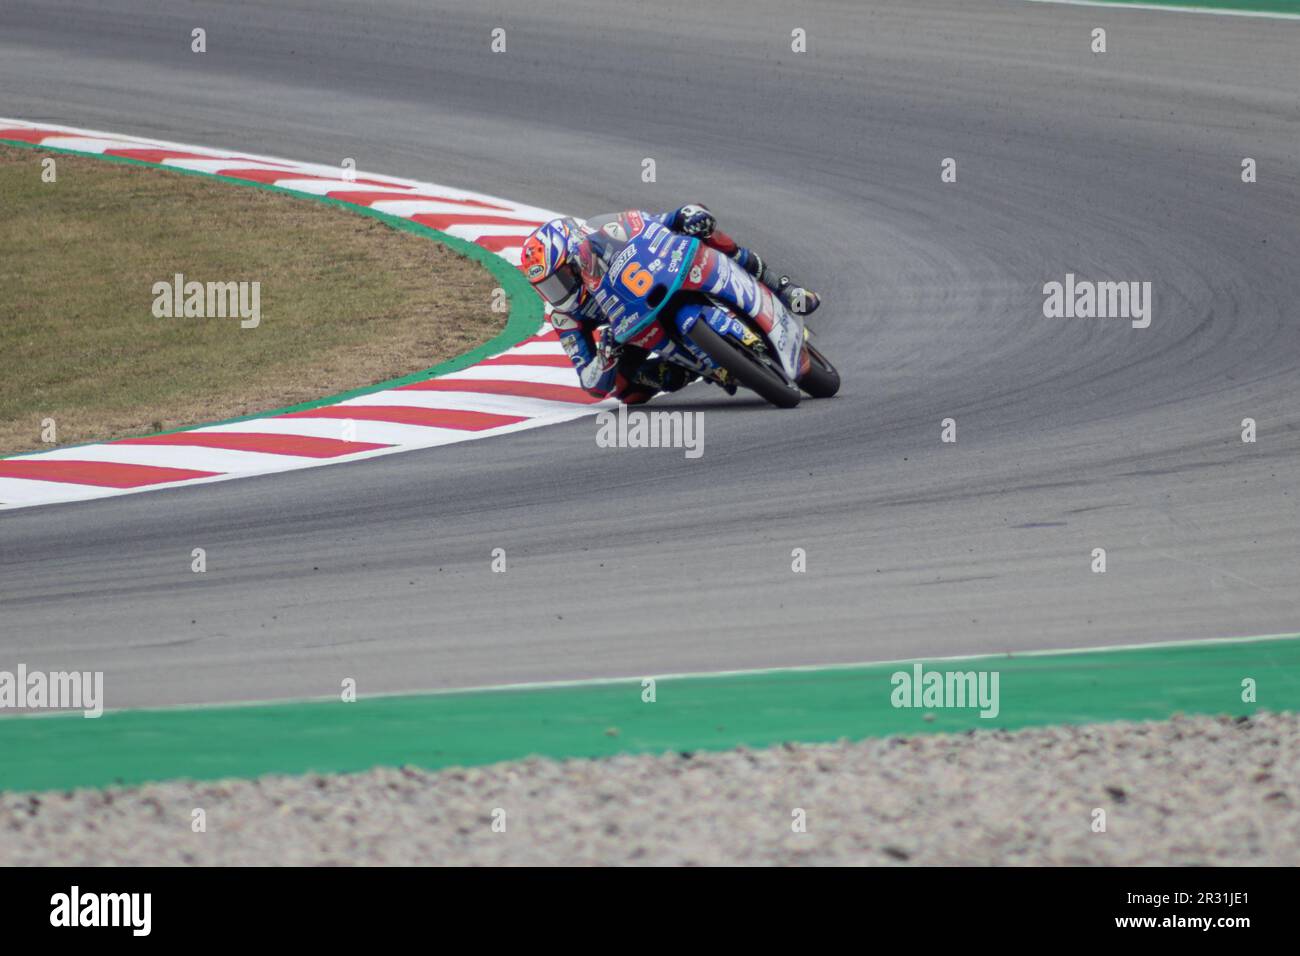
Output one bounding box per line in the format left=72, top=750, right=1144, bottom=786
left=577, top=232, right=620, bottom=292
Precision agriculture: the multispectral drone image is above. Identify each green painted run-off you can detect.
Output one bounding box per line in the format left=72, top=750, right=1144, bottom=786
left=1, top=636, right=1297, bottom=793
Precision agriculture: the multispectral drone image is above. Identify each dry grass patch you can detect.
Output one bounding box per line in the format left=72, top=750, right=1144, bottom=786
left=0, top=144, right=505, bottom=455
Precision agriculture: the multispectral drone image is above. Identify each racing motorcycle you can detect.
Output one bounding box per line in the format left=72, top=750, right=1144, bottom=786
left=577, top=213, right=839, bottom=408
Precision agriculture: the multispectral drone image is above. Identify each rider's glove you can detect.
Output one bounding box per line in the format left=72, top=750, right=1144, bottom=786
left=676, top=204, right=716, bottom=238
left=580, top=325, right=621, bottom=391
left=595, top=324, right=621, bottom=367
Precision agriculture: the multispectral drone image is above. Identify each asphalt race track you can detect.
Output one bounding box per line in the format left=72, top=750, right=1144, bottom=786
left=1, top=0, right=1297, bottom=708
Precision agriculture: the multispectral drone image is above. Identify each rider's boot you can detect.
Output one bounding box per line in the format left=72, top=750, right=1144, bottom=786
left=770, top=274, right=821, bottom=316
left=738, top=250, right=820, bottom=316
left=632, top=358, right=697, bottom=395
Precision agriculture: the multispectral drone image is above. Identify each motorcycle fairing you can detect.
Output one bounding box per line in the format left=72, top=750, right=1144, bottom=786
left=681, top=246, right=806, bottom=380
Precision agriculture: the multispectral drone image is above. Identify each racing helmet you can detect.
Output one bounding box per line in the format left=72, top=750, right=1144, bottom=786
left=521, top=217, right=586, bottom=313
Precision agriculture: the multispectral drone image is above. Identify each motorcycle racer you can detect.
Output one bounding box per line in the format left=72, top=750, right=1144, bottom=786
left=520, top=205, right=820, bottom=403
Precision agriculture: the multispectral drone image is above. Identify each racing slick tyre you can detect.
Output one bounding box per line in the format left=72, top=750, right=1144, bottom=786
left=798, top=340, right=841, bottom=398
left=688, top=318, right=802, bottom=408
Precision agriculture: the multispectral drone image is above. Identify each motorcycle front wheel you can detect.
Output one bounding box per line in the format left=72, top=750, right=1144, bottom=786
left=688, top=318, right=801, bottom=408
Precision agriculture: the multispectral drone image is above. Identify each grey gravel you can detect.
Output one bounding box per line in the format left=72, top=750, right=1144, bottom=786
left=1, top=713, right=1296, bottom=866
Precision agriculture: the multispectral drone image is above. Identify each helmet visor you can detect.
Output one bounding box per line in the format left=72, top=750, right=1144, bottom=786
left=533, top=265, right=581, bottom=312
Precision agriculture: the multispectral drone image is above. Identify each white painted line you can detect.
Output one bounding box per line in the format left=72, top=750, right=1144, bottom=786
left=1018, top=0, right=1300, bottom=20
left=366, top=201, right=530, bottom=219
left=11, top=443, right=327, bottom=472
left=30, top=135, right=135, bottom=151
left=63, top=630, right=1300, bottom=717
left=160, top=158, right=306, bottom=175
left=192, top=417, right=499, bottom=448
left=510, top=340, right=571, bottom=357
left=437, top=223, right=541, bottom=240
left=263, top=179, right=402, bottom=197
left=338, top=389, right=602, bottom=419
left=0, top=477, right=122, bottom=505
left=441, top=364, right=580, bottom=385
left=189, top=416, right=455, bottom=445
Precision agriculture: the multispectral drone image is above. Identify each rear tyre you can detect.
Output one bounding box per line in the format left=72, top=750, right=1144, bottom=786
left=798, top=340, right=841, bottom=398
left=687, top=318, right=801, bottom=408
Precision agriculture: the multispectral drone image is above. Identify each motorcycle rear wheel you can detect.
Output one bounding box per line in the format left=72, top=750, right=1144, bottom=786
left=688, top=319, right=801, bottom=408
left=798, top=340, right=841, bottom=398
